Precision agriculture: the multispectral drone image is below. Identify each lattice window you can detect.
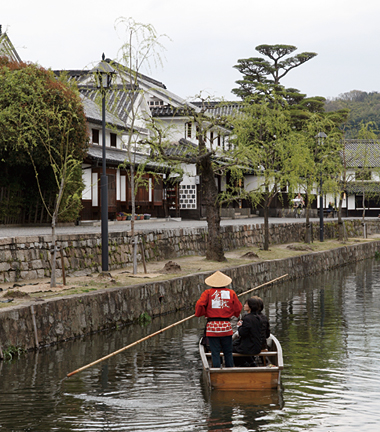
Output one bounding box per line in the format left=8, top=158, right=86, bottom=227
left=179, top=184, right=197, bottom=209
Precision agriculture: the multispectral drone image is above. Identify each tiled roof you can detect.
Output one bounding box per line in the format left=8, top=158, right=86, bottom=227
left=346, top=182, right=380, bottom=193
left=191, top=101, right=242, bottom=116
left=343, top=140, right=380, bottom=168
left=86, top=145, right=167, bottom=170
left=150, top=101, right=240, bottom=119
left=150, top=105, right=192, bottom=117
left=53, top=70, right=88, bottom=81
left=102, top=59, right=167, bottom=90
left=164, top=138, right=198, bottom=158
left=80, top=86, right=137, bottom=126
left=54, top=70, right=138, bottom=126
left=55, top=64, right=198, bottom=122
left=0, top=32, right=22, bottom=62
left=81, top=94, right=125, bottom=129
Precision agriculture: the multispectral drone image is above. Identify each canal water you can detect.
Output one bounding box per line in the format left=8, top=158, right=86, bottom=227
left=1, top=259, right=380, bottom=431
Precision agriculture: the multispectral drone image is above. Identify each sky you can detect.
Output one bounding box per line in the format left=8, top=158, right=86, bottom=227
left=3, top=0, right=380, bottom=102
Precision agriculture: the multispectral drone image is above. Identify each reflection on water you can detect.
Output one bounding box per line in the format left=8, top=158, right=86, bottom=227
left=1, top=259, right=380, bottom=431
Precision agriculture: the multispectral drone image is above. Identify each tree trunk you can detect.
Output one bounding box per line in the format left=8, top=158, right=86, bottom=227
left=337, top=195, right=346, bottom=242
left=362, top=190, right=366, bottom=222
left=362, top=190, right=367, bottom=239
left=130, top=164, right=138, bottom=274
left=201, top=154, right=225, bottom=262
left=305, top=198, right=311, bottom=244
left=50, top=177, right=65, bottom=288
left=50, top=217, right=57, bottom=288
left=263, top=193, right=269, bottom=251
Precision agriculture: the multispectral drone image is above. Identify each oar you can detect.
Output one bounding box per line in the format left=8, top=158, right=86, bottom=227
left=66, top=273, right=288, bottom=377
left=236, top=274, right=288, bottom=297
left=67, top=314, right=195, bottom=377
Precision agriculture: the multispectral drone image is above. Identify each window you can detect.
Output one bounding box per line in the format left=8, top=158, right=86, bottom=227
left=217, top=135, right=221, bottom=147
left=92, top=129, right=99, bottom=144
left=186, top=122, right=192, bottom=138
left=110, top=133, right=117, bottom=148
left=210, top=131, right=214, bottom=145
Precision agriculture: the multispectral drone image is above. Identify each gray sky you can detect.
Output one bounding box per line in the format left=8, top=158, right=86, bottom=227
left=3, top=0, right=380, bottom=101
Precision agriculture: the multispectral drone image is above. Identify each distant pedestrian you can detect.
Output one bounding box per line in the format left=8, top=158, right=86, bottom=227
left=293, top=193, right=304, bottom=218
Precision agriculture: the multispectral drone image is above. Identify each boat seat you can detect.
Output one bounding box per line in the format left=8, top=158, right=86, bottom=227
left=205, top=352, right=277, bottom=357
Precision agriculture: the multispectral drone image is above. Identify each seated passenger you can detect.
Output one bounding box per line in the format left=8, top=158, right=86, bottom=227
left=256, top=296, right=270, bottom=350
left=233, top=297, right=262, bottom=366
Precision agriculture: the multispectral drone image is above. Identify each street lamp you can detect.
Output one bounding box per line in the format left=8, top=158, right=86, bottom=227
left=316, top=132, right=327, bottom=242
left=91, top=54, right=116, bottom=271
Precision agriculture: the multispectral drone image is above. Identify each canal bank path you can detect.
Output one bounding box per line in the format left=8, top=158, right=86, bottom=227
left=0, top=215, right=370, bottom=240
left=1, top=214, right=379, bottom=305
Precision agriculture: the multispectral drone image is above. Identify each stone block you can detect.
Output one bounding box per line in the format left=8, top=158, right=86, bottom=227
left=0, top=262, right=11, bottom=272
left=30, top=260, right=43, bottom=270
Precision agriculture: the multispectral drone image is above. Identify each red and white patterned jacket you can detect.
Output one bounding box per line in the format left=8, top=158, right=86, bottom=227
left=195, top=288, right=242, bottom=337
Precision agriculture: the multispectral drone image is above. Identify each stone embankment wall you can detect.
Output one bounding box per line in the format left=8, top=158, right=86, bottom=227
left=0, top=219, right=379, bottom=284
left=0, top=239, right=379, bottom=353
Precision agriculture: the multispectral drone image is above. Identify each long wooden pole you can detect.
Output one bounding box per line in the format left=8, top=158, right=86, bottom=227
left=66, top=273, right=288, bottom=377
left=67, top=314, right=195, bottom=377
left=236, top=274, right=288, bottom=298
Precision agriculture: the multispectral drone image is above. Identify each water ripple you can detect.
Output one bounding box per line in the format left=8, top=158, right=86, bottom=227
left=2, top=262, right=380, bottom=431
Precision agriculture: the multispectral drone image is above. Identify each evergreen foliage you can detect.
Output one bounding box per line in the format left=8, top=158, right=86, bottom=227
left=232, top=44, right=348, bottom=130
left=0, top=57, right=88, bottom=223
left=325, top=90, right=380, bottom=138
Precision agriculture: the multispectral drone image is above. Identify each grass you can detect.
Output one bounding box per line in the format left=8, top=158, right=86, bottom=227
left=0, top=236, right=378, bottom=307
left=1, top=345, right=25, bottom=361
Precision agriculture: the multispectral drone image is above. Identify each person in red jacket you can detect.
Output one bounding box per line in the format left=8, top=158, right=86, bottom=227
left=195, top=271, right=242, bottom=368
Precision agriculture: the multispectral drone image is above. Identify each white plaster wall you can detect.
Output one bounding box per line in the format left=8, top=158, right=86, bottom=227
left=82, top=166, right=92, bottom=200
left=347, top=195, right=355, bottom=210
left=160, top=117, right=188, bottom=142
left=149, top=178, right=152, bottom=202
left=221, top=176, right=227, bottom=192
left=116, top=169, right=121, bottom=201
left=92, top=173, right=98, bottom=206
left=120, top=175, right=126, bottom=202
left=90, top=127, right=125, bottom=149
left=182, top=162, right=197, bottom=177
left=347, top=169, right=355, bottom=181
left=244, top=175, right=263, bottom=192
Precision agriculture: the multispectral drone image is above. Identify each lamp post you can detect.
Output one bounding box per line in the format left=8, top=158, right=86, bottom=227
left=92, top=54, right=116, bottom=271
left=316, top=132, right=327, bottom=242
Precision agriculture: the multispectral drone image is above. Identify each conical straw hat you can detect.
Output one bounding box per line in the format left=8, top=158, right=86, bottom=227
left=205, top=271, right=232, bottom=287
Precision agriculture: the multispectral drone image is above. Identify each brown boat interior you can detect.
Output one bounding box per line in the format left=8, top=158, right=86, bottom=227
left=204, top=351, right=279, bottom=368
left=202, top=336, right=281, bottom=369
left=199, top=335, right=283, bottom=390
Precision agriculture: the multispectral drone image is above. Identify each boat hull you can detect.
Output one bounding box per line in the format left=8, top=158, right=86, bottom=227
left=209, top=367, right=280, bottom=390
left=200, top=335, right=283, bottom=391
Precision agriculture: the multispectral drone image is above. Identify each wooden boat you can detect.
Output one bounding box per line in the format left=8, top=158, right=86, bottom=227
left=206, top=387, right=283, bottom=408
left=199, top=334, right=283, bottom=391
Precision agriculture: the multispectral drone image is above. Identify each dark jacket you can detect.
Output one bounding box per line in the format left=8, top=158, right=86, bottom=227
left=233, top=312, right=262, bottom=355
left=258, top=312, right=270, bottom=349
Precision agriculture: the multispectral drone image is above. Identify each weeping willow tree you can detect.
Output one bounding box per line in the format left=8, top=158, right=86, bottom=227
left=231, top=94, right=306, bottom=250
left=146, top=96, right=251, bottom=261
left=107, top=17, right=169, bottom=273
left=291, top=115, right=343, bottom=243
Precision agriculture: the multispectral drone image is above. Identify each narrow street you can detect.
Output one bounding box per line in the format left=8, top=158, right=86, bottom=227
left=0, top=215, right=363, bottom=240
